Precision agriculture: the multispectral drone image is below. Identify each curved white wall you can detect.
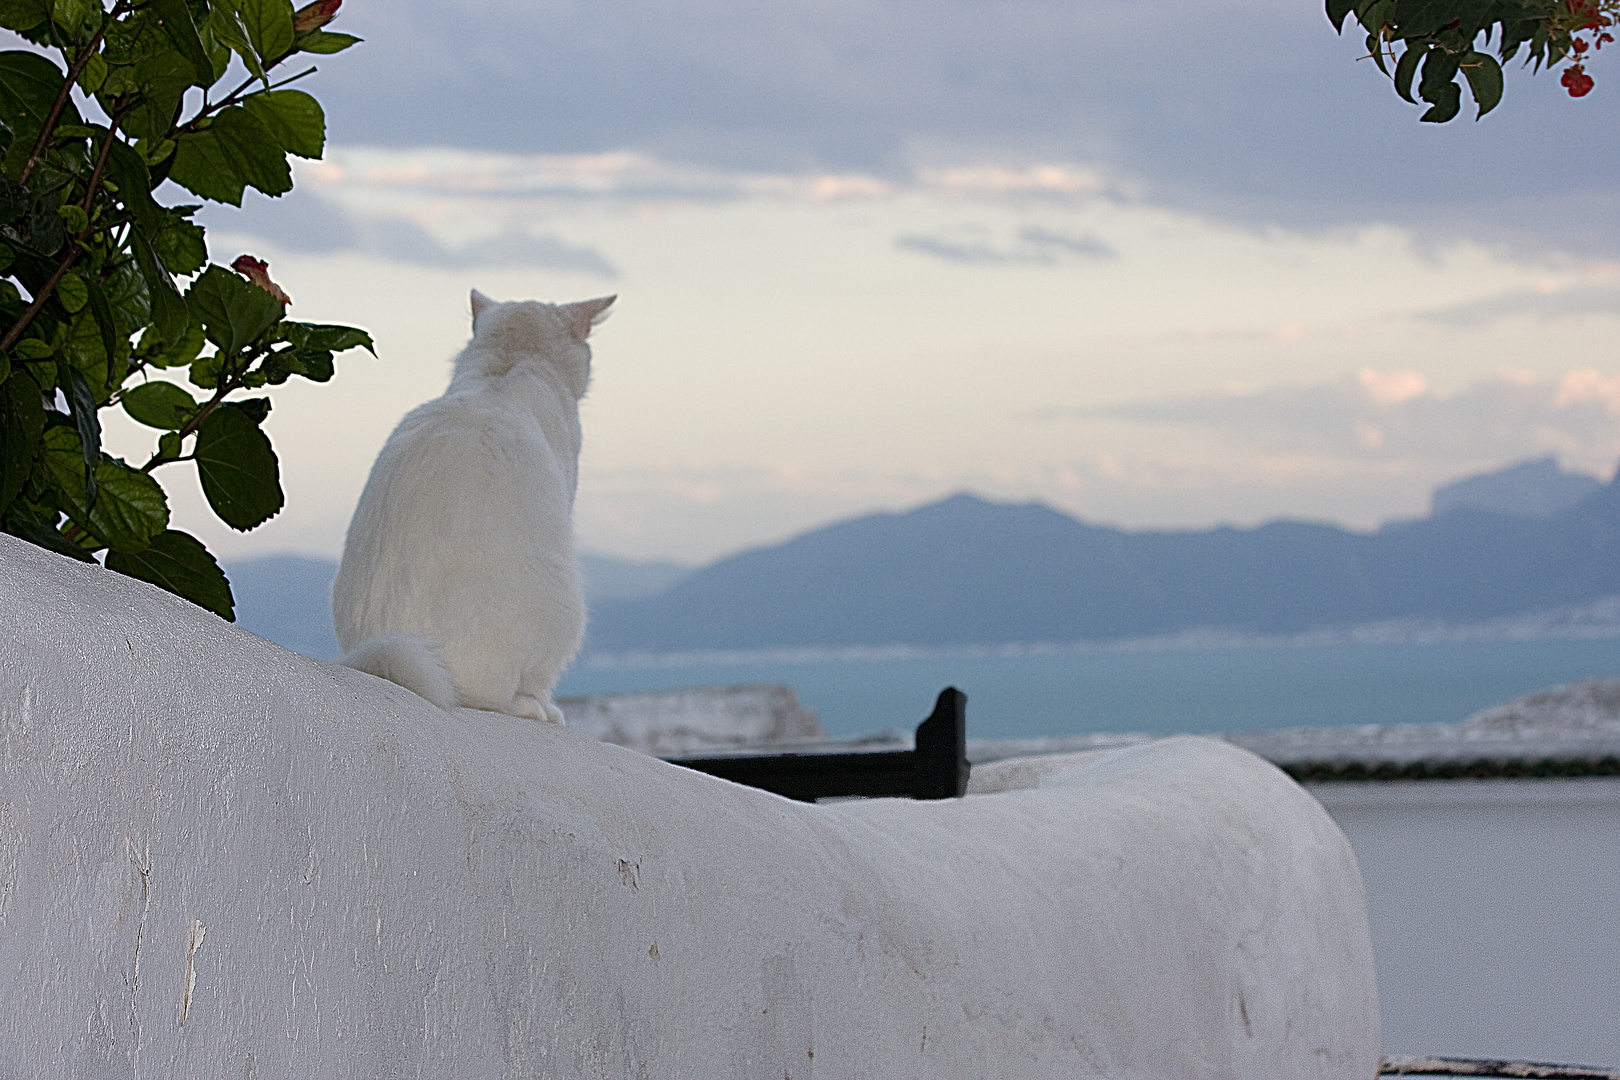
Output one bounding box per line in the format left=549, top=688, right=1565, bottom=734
left=0, top=536, right=1378, bottom=1078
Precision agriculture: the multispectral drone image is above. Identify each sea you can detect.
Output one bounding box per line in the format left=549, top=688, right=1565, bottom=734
left=554, top=635, right=1620, bottom=742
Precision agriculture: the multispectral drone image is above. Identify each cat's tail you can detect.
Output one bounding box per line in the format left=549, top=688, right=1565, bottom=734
left=342, top=633, right=457, bottom=710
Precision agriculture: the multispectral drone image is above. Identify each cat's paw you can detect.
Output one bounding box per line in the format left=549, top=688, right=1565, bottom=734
left=511, top=694, right=566, bottom=725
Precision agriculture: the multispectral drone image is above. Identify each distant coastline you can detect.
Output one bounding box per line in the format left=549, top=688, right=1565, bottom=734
left=575, top=593, right=1620, bottom=668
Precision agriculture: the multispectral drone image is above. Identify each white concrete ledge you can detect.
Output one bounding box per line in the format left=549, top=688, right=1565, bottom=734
left=0, top=535, right=1379, bottom=1078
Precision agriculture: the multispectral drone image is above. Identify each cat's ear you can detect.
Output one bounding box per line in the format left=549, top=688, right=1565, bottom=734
left=563, top=295, right=616, bottom=342
left=470, top=289, right=495, bottom=328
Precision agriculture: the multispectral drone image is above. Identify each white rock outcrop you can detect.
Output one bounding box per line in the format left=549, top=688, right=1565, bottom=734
left=0, top=535, right=1379, bottom=1079
left=558, top=683, right=825, bottom=756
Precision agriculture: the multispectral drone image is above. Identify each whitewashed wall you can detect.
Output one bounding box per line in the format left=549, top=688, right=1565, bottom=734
left=0, top=535, right=1378, bottom=1079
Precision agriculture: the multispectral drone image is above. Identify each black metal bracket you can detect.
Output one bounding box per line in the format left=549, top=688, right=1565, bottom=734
left=666, top=687, right=970, bottom=802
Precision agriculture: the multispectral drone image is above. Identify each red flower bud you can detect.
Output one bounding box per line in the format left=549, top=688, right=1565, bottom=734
left=293, top=0, right=340, bottom=33
left=232, top=255, right=292, bottom=307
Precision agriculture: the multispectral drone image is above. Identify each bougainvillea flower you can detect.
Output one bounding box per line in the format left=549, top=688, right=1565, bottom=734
left=232, top=255, right=293, bottom=307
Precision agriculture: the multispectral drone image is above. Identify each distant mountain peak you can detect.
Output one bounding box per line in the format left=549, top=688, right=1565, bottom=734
left=1431, top=457, right=1603, bottom=519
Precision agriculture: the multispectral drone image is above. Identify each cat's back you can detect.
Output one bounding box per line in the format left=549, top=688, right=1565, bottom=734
left=344, top=377, right=573, bottom=561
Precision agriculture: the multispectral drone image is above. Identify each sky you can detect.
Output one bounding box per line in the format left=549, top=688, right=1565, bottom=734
left=91, top=0, right=1620, bottom=564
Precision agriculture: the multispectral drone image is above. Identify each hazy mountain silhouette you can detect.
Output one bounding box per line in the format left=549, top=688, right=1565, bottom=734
left=1431, top=456, right=1602, bottom=518
left=585, top=466, right=1620, bottom=654
left=223, top=458, right=1619, bottom=658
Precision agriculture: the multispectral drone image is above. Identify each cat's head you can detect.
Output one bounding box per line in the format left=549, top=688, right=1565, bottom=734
left=460, top=292, right=616, bottom=397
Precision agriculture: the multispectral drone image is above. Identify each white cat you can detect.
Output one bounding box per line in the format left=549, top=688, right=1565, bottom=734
left=332, top=291, right=615, bottom=723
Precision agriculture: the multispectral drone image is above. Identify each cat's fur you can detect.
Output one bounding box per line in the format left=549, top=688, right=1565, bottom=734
left=332, top=291, right=614, bottom=723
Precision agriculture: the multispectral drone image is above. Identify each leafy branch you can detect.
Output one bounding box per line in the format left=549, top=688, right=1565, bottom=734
left=0, top=0, right=372, bottom=620
left=1330, top=0, right=1618, bottom=121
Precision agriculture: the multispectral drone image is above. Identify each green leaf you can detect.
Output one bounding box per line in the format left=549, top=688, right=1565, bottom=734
left=84, top=277, right=120, bottom=389
left=168, top=105, right=293, bottom=204
left=121, top=379, right=196, bottom=429
left=130, top=224, right=191, bottom=343
left=0, top=50, right=67, bottom=123
left=1419, top=80, right=1462, bottom=122
left=50, top=0, right=94, bottom=37
left=206, top=3, right=265, bottom=85
left=75, top=46, right=106, bottom=93
left=167, top=123, right=243, bottom=203
left=232, top=395, right=270, bottom=424
left=238, top=0, right=295, bottom=68
left=104, top=138, right=164, bottom=233
left=120, top=50, right=196, bottom=143
left=56, top=271, right=88, bottom=312
left=194, top=402, right=282, bottom=530
left=41, top=426, right=170, bottom=551
left=242, top=88, right=323, bottom=158
left=1327, top=0, right=1357, bottom=32
left=186, top=263, right=284, bottom=356
left=56, top=201, right=86, bottom=233
left=157, top=430, right=181, bottom=459
left=0, top=365, right=46, bottom=510
left=1461, top=50, right=1504, bottom=118
left=0, top=50, right=78, bottom=175
left=63, top=299, right=129, bottom=400
left=261, top=345, right=328, bottom=383
left=58, top=362, right=99, bottom=495
left=187, top=348, right=222, bottom=388
left=284, top=321, right=375, bottom=354
left=1418, top=46, right=1463, bottom=103
left=141, top=321, right=205, bottom=369
left=106, top=528, right=234, bottom=618
left=294, top=29, right=359, bottom=53
left=1394, top=43, right=1425, bottom=103
left=25, top=184, right=62, bottom=254
left=147, top=0, right=214, bottom=87
left=13, top=336, right=53, bottom=359
left=154, top=218, right=207, bottom=274
left=2, top=502, right=94, bottom=560
left=0, top=0, right=51, bottom=33
left=0, top=175, right=27, bottom=222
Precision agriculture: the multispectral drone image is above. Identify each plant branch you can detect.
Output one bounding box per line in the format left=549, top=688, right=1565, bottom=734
left=0, top=243, right=82, bottom=354
left=139, top=348, right=260, bottom=472
left=2, top=99, right=132, bottom=358
left=176, top=59, right=315, bottom=135
left=19, top=4, right=129, bottom=186
left=81, top=100, right=129, bottom=214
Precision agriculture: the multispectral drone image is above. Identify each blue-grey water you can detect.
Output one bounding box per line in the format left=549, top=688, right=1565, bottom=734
left=555, top=638, right=1620, bottom=741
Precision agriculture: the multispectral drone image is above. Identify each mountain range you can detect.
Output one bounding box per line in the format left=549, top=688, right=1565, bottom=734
left=224, top=457, right=1620, bottom=659
left=584, top=457, right=1620, bottom=653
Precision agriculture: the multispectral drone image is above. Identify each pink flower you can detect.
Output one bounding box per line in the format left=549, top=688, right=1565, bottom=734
left=293, top=0, right=341, bottom=33
left=232, top=255, right=292, bottom=307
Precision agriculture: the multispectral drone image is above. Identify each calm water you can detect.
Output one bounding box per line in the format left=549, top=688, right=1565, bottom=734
left=555, top=638, right=1620, bottom=741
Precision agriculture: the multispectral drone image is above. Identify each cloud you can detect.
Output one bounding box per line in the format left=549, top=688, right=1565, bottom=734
left=275, top=149, right=1126, bottom=212
left=367, top=220, right=618, bottom=276
left=306, top=0, right=1620, bottom=254
left=199, top=185, right=619, bottom=277
left=1416, top=283, right=1620, bottom=328
left=896, top=224, right=1115, bottom=265
left=1042, top=369, right=1620, bottom=471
